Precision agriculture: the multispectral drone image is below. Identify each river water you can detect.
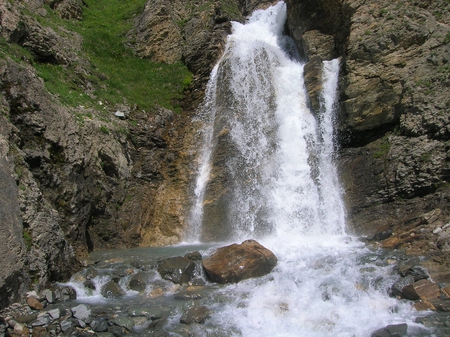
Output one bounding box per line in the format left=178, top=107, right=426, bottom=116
left=64, top=2, right=434, bottom=336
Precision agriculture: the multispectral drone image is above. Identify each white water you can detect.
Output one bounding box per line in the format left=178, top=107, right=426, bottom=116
left=188, top=2, right=425, bottom=336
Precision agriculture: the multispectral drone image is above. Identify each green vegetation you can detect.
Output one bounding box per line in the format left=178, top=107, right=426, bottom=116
left=373, top=137, right=391, bottom=158
left=16, top=0, right=192, bottom=113
left=99, top=125, right=110, bottom=134
left=420, top=153, right=431, bottom=162
left=444, top=31, right=450, bottom=45
left=23, top=230, right=33, bottom=250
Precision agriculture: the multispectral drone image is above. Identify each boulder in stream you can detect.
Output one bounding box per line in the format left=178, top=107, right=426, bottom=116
left=202, top=240, right=277, bottom=284
left=401, top=279, right=440, bottom=301
left=370, top=323, right=408, bottom=337
left=157, top=257, right=196, bottom=284
left=101, top=280, right=126, bottom=298
left=180, top=306, right=210, bottom=325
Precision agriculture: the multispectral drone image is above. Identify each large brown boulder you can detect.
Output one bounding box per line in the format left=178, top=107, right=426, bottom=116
left=202, top=240, right=277, bottom=283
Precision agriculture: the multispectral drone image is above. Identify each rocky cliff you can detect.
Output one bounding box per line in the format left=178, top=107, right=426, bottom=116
left=0, top=0, right=274, bottom=307
left=287, top=0, right=450, bottom=281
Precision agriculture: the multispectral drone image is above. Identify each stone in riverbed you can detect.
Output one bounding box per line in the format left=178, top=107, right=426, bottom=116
left=202, top=240, right=277, bottom=284
left=370, top=323, right=408, bottom=337
left=71, top=304, right=91, bottom=321
left=90, top=318, right=108, bottom=332
left=401, top=279, right=440, bottom=301
left=390, top=275, right=415, bottom=297
left=180, top=306, right=210, bottom=325
left=129, top=271, right=150, bottom=292
left=26, top=296, right=44, bottom=310
left=157, top=256, right=195, bottom=284
left=113, top=316, right=134, bottom=331
left=101, top=280, right=126, bottom=298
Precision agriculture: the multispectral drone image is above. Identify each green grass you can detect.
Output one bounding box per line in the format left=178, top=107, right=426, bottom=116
left=373, top=137, right=391, bottom=158
left=31, top=0, right=192, bottom=113
left=23, top=230, right=33, bottom=250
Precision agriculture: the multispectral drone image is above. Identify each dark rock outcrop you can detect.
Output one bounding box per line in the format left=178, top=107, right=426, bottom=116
left=286, top=0, right=450, bottom=282
left=202, top=240, right=277, bottom=283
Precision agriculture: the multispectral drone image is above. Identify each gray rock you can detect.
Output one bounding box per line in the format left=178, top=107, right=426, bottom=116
left=58, top=287, right=77, bottom=301
left=90, top=318, right=109, bottom=332
left=60, top=319, right=72, bottom=332
left=371, top=323, right=408, bottom=337
left=47, top=308, right=60, bottom=320
left=101, top=280, right=126, bottom=298
left=113, top=316, right=134, bottom=331
left=129, top=271, right=149, bottom=292
left=41, top=289, right=56, bottom=304
left=180, top=306, right=210, bottom=325
left=71, top=304, right=91, bottom=321
left=390, top=276, right=415, bottom=297
left=32, top=313, right=50, bottom=326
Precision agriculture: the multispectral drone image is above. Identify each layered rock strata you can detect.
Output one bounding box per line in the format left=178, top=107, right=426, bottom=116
left=286, top=0, right=450, bottom=281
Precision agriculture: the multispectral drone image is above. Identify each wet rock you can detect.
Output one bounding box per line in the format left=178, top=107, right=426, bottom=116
left=431, top=298, right=450, bottom=312
left=85, top=267, right=98, bottom=280
left=303, top=56, right=324, bottom=112
left=97, top=332, right=115, bottom=337
left=90, top=318, right=108, bottom=332
left=401, top=279, right=440, bottom=301
left=157, top=257, right=196, bottom=285
left=414, top=300, right=436, bottom=311
left=129, top=271, right=150, bottom=292
left=113, top=316, right=134, bottom=331
left=55, top=286, right=77, bottom=302
left=180, top=306, right=210, bottom=325
left=370, top=323, right=408, bottom=337
left=174, top=291, right=203, bottom=301
left=184, top=251, right=202, bottom=261
left=129, top=307, right=165, bottom=320
left=83, top=279, right=96, bottom=290
left=398, top=262, right=429, bottom=281
left=202, top=240, right=277, bottom=284
left=101, top=281, right=126, bottom=298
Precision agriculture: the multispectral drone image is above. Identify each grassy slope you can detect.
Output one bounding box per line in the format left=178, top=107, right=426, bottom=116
left=28, top=0, right=192, bottom=114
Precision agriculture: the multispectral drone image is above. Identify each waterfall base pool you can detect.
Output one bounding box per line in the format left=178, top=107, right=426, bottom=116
left=56, top=238, right=440, bottom=337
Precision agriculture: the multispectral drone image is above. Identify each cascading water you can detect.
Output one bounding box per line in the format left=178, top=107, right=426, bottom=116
left=189, top=2, right=345, bottom=242
left=187, top=2, right=427, bottom=336
left=53, top=3, right=435, bottom=337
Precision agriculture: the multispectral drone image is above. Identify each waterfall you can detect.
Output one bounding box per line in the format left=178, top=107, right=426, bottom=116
left=186, top=2, right=424, bottom=336
left=189, top=2, right=345, bottom=242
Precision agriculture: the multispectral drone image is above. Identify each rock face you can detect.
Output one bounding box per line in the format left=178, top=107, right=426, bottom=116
left=286, top=0, right=450, bottom=280
left=1, top=0, right=280, bottom=308
left=202, top=240, right=277, bottom=283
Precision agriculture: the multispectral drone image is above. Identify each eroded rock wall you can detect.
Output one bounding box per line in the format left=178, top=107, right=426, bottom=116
left=287, top=0, right=450, bottom=273
left=0, top=0, right=276, bottom=307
